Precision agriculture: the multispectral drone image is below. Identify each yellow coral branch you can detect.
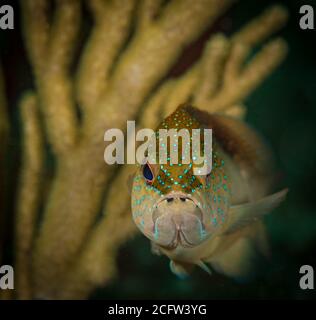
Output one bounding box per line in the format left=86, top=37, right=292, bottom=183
left=223, top=104, right=247, bottom=119
left=233, top=5, right=288, bottom=47
left=194, top=34, right=230, bottom=104
left=21, top=0, right=80, bottom=156
left=196, top=5, right=289, bottom=114
left=48, top=0, right=82, bottom=73
left=204, top=38, right=288, bottom=113
left=61, top=203, right=136, bottom=299
left=15, top=93, right=44, bottom=300
left=76, top=0, right=136, bottom=113
left=223, top=42, right=249, bottom=86
left=20, top=0, right=50, bottom=76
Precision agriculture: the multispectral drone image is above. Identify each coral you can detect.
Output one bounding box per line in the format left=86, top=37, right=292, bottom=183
left=15, top=93, right=44, bottom=299
left=0, top=0, right=288, bottom=299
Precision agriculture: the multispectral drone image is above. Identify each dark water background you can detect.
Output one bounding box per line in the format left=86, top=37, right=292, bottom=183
left=1, top=0, right=316, bottom=299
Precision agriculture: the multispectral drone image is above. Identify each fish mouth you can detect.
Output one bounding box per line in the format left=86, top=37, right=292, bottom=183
left=152, top=192, right=206, bottom=249
left=156, top=213, right=205, bottom=249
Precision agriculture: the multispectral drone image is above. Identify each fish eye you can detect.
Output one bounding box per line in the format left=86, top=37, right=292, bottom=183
left=143, top=162, right=154, bottom=184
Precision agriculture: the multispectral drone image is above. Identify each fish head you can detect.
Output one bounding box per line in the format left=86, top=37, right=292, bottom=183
left=131, top=105, right=231, bottom=250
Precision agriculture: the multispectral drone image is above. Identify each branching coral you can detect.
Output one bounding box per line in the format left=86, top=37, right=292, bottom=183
left=5, top=0, right=288, bottom=299
left=15, top=93, right=44, bottom=299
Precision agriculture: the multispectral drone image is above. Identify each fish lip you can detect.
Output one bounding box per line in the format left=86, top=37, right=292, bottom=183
left=174, top=230, right=195, bottom=248
left=162, top=230, right=194, bottom=250
left=152, top=192, right=206, bottom=248
left=159, top=215, right=203, bottom=249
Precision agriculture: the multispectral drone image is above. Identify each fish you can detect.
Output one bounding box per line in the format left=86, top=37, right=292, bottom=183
left=131, top=104, right=288, bottom=280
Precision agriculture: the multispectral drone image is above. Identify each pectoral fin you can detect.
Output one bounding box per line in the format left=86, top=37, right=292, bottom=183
left=169, top=260, right=212, bottom=278
left=169, top=261, right=195, bottom=279
left=196, top=261, right=212, bottom=276
left=170, top=261, right=189, bottom=279
left=223, top=188, right=288, bottom=234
